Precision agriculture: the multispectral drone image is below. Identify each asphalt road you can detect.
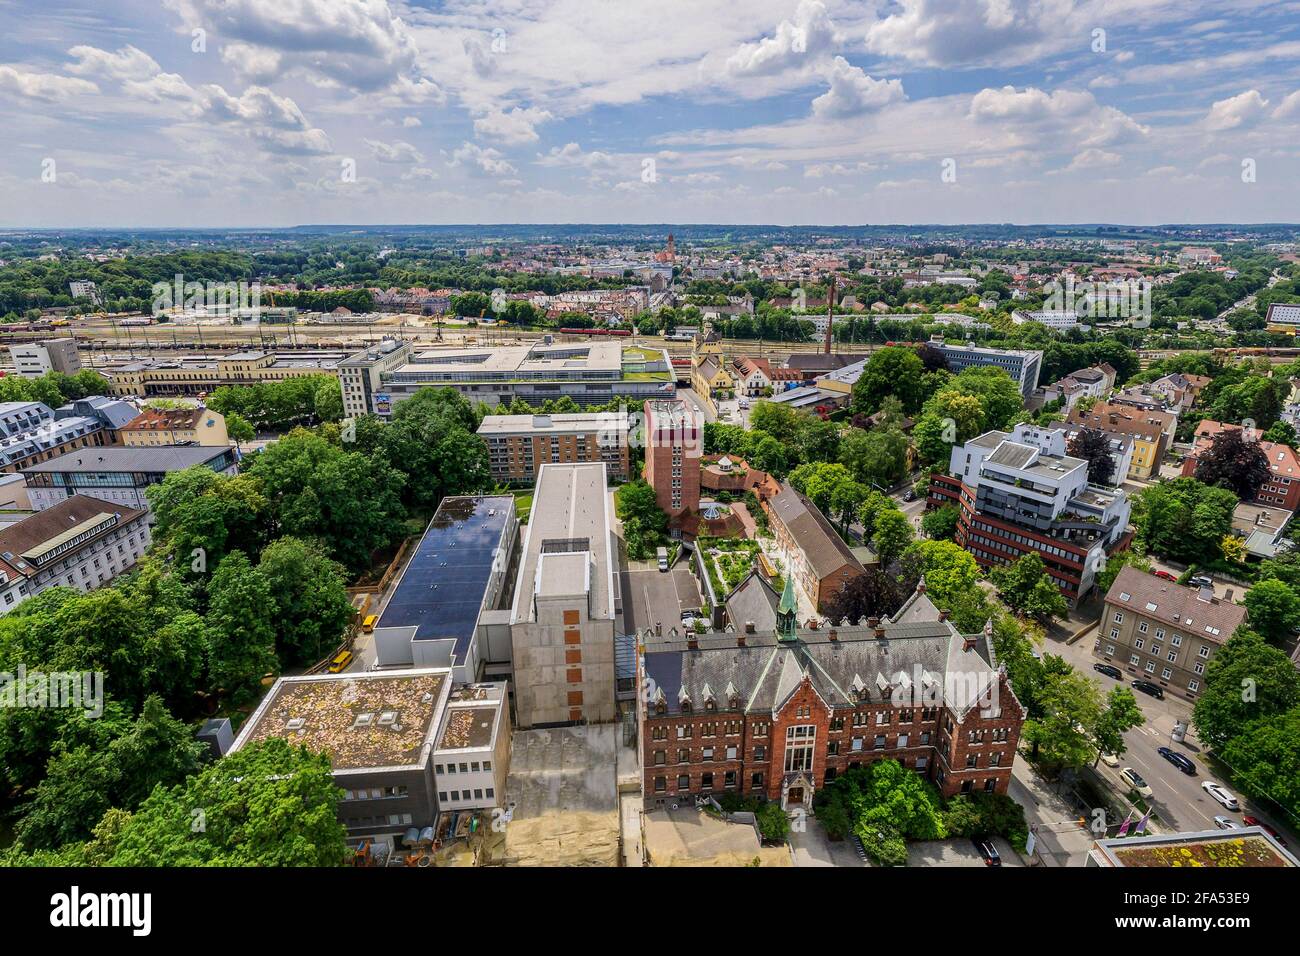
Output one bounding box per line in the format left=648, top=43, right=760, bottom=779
left=1050, top=629, right=1296, bottom=845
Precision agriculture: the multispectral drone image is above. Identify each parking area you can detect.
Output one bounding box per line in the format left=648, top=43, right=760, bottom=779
left=906, top=837, right=1023, bottom=867
left=620, top=561, right=704, bottom=636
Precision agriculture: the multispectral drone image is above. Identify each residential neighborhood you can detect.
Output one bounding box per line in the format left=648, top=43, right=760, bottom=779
left=0, top=0, right=1296, bottom=938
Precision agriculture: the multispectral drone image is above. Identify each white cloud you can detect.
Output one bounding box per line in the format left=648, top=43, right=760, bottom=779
left=0, top=64, right=97, bottom=101
left=447, top=141, right=517, bottom=177
left=165, top=0, right=441, bottom=97
left=810, top=57, right=904, bottom=118
left=1066, top=148, right=1121, bottom=170
left=1203, top=89, right=1269, bottom=130
left=865, top=0, right=1080, bottom=69
left=198, top=85, right=333, bottom=154
left=970, top=85, right=1147, bottom=147
left=1274, top=90, right=1300, bottom=120
left=536, top=142, right=616, bottom=170
left=473, top=106, right=554, bottom=145
left=725, top=0, right=837, bottom=76
left=365, top=139, right=423, bottom=163
left=402, top=115, right=422, bottom=128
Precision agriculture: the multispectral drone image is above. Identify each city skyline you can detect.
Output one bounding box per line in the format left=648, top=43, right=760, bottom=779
left=1, top=0, right=1299, bottom=228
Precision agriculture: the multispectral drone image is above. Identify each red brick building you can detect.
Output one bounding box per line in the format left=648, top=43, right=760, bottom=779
left=643, top=399, right=702, bottom=529
left=762, top=481, right=865, bottom=611
left=636, top=580, right=1026, bottom=809
left=1180, top=420, right=1300, bottom=512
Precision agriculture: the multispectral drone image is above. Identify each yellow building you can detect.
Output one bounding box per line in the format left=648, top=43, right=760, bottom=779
left=120, top=407, right=230, bottom=447
left=104, top=350, right=337, bottom=398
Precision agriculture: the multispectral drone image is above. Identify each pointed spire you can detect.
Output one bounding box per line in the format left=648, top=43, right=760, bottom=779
left=776, top=575, right=798, bottom=643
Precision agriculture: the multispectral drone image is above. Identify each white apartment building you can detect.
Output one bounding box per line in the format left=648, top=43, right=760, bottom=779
left=0, top=495, right=151, bottom=614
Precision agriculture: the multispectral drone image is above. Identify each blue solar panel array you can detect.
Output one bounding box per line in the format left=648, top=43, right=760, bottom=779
left=377, top=495, right=514, bottom=661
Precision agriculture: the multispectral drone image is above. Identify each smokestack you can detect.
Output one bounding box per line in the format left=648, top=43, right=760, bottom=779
left=824, top=274, right=835, bottom=355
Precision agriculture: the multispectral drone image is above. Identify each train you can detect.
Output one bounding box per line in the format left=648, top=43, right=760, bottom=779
left=556, top=326, right=633, bottom=337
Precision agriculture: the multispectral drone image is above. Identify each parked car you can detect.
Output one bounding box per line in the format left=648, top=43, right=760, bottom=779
left=1190, top=574, right=1214, bottom=588
left=1100, top=752, right=1120, bottom=767
left=1119, top=767, right=1153, bottom=798
left=972, top=838, right=1001, bottom=866
left=1156, top=746, right=1197, bottom=775
left=1214, top=815, right=1241, bottom=830
left=1153, top=570, right=1177, bottom=581
left=1131, top=679, right=1165, bottom=700
left=1202, top=781, right=1240, bottom=811
left=902, top=490, right=916, bottom=502
left=1242, top=816, right=1288, bottom=846
left=1094, top=663, right=1123, bottom=680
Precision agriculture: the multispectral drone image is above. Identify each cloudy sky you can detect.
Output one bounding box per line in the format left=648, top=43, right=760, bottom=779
left=1, top=0, right=1299, bottom=228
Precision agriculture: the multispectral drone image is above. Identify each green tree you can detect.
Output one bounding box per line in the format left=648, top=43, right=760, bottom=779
left=1243, top=578, right=1300, bottom=644
left=225, top=410, right=255, bottom=448
left=258, top=537, right=354, bottom=667
left=872, top=508, right=914, bottom=564
left=313, top=380, right=345, bottom=423
left=204, top=551, right=279, bottom=704
left=616, top=480, right=668, bottom=560
left=104, top=738, right=349, bottom=866
left=247, top=428, right=407, bottom=573
left=853, top=346, right=926, bottom=414
left=1218, top=707, right=1300, bottom=821
left=1093, top=687, right=1146, bottom=765
left=146, top=468, right=268, bottom=574
left=1022, top=667, right=1105, bottom=776
left=989, top=552, right=1068, bottom=623
left=12, top=696, right=203, bottom=851
left=1192, top=628, right=1300, bottom=749
left=921, top=504, right=960, bottom=541
left=840, top=424, right=908, bottom=488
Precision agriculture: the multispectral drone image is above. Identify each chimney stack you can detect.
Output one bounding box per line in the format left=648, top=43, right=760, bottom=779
left=687, top=634, right=699, bottom=650
left=867, top=616, right=880, bottom=629
left=745, top=621, right=756, bottom=634
left=828, top=629, right=838, bottom=642
left=938, top=609, right=950, bottom=622
left=1225, top=588, right=1234, bottom=602
left=655, top=620, right=662, bottom=637
left=824, top=274, right=835, bottom=355
left=737, top=632, right=746, bottom=647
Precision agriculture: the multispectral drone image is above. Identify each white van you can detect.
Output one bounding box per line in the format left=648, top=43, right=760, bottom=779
left=657, top=547, right=669, bottom=572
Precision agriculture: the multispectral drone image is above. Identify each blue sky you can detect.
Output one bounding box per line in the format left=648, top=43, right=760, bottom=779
left=1, top=0, right=1298, bottom=227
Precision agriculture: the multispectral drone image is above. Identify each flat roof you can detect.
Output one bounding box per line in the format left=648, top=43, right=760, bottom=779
left=20, top=445, right=232, bottom=474
left=377, top=495, right=513, bottom=661
left=477, top=412, right=630, bottom=436
left=236, top=669, right=449, bottom=771
left=435, top=701, right=500, bottom=752
left=1093, top=827, right=1297, bottom=867
left=512, top=462, right=613, bottom=623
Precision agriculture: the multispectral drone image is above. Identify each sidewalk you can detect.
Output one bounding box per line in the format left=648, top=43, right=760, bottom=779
left=1010, top=761, right=1096, bottom=867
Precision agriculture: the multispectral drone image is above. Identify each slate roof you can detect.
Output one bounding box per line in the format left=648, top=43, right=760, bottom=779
left=642, top=588, right=1010, bottom=719
left=766, top=482, right=863, bottom=579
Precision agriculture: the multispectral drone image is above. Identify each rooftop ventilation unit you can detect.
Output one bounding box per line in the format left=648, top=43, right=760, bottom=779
left=286, top=717, right=306, bottom=732
left=352, top=713, right=374, bottom=729
left=378, top=711, right=399, bottom=727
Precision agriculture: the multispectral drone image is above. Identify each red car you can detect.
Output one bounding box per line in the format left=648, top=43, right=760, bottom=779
left=1243, top=816, right=1288, bottom=846
left=1154, top=570, right=1177, bottom=581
